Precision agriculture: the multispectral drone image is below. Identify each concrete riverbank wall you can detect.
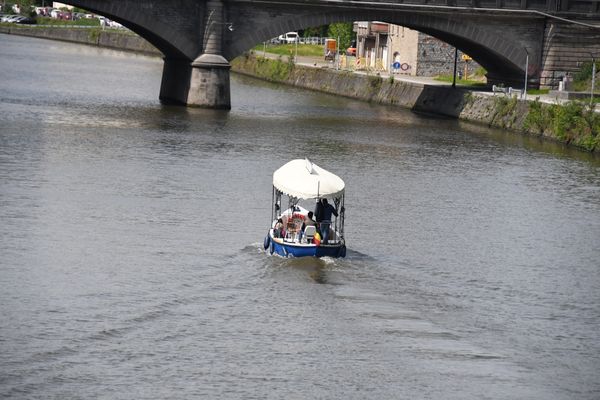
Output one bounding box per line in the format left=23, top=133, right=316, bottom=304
left=231, top=54, right=599, bottom=152
left=0, top=25, right=160, bottom=56
left=1, top=26, right=597, bottom=152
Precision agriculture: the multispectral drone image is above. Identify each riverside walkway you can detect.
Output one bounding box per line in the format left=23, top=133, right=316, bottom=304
left=258, top=50, right=599, bottom=110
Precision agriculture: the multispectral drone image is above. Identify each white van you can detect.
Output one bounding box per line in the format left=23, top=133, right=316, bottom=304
left=278, top=32, right=299, bottom=44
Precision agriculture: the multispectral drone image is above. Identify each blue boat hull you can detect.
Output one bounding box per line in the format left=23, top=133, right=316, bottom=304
left=267, top=234, right=346, bottom=258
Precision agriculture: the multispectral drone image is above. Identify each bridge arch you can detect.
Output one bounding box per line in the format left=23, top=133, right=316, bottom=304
left=225, top=9, right=534, bottom=85
left=65, top=0, right=204, bottom=59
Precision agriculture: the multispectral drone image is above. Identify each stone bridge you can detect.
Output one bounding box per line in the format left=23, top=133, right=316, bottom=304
left=65, top=0, right=600, bottom=108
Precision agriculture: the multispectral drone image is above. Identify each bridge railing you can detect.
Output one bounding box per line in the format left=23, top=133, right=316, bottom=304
left=268, top=36, right=330, bottom=45
left=372, top=0, right=599, bottom=13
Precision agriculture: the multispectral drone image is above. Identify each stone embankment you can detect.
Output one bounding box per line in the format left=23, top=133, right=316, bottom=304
left=1, top=26, right=597, bottom=152
left=232, top=54, right=599, bottom=152
left=0, top=25, right=160, bottom=56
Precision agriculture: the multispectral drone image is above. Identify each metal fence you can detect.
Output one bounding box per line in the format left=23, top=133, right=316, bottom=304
left=268, top=36, right=329, bottom=45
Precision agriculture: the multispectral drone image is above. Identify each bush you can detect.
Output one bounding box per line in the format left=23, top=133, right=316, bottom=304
left=523, top=99, right=600, bottom=151
left=254, top=56, right=294, bottom=81
left=524, top=99, right=551, bottom=134
left=574, top=61, right=599, bottom=84
left=491, top=96, right=519, bottom=128
left=573, top=61, right=600, bottom=92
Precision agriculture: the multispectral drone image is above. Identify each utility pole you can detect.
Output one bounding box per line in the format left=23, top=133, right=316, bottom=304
left=452, top=47, right=458, bottom=88
left=591, top=55, right=596, bottom=107
left=336, top=36, right=340, bottom=70
left=523, top=48, right=529, bottom=100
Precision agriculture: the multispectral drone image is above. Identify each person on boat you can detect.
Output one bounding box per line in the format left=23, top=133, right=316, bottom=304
left=298, top=211, right=316, bottom=243
left=274, top=218, right=284, bottom=238
left=319, top=198, right=338, bottom=244
left=314, top=199, right=324, bottom=223
left=301, top=211, right=316, bottom=231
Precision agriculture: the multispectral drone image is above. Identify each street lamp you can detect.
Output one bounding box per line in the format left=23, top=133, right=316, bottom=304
left=203, top=9, right=233, bottom=49
left=452, top=47, right=458, bottom=88
left=590, top=53, right=598, bottom=107
left=523, top=47, right=529, bottom=101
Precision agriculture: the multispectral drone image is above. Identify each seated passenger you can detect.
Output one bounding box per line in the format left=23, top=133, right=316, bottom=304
left=273, top=218, right=284, bottom=238
left=301, top=211, right=317, bottom=243
left=301, top=211, right=316, bottom=231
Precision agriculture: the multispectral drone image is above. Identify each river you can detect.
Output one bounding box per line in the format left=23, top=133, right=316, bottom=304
left=1, top=34, right=599, bottom=399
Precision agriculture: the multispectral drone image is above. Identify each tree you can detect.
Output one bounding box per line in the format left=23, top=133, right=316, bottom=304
left=13, top=0, right=33, bottom=15
left=327, top=22, right=354, bottom=50
left=301, top=25, right=328, bottom=38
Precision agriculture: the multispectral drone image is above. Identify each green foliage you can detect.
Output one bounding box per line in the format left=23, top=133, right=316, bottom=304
left=523, top=99, right=551, bottom=134
left=254, top=56, right=294, bottom=81
left=434, top=74, right=487, bottom=87
left=37, top=17, right=100, bottom=26
left=368, top=75, right=382, bottom=91
left=573, top=61, right=600, bottom=92
left=551, top=101, right=581, bottom=141
left=551, top=101, right=600, bottom=149
left=573, top=61, right=599, bottom=84
left=526, top=89, right=550, bottom=95
left=253, top=43, right=323, bottom=57
left=327, top=22, right=353, bottom=50
left=523, top=99, right=600, bottom=151
left=301, top=25, right=328, bottom=37
left=464, top=92, right=475, bottom=107
left=88, top=28, right=101, bottom=43
left=491, top=96, right=519, bottom=128
left=14, top=0, right=33, bottom=14
left=473, top=67, right=487, bottom=77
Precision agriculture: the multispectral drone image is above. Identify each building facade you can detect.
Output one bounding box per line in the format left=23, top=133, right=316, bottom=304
left=52, top=2, right=74, bottom=10
left=355, top=22, right=481, bottom=78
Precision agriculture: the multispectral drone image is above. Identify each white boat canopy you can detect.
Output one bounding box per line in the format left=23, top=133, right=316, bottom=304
left=273, top=159, right=345, bottom=200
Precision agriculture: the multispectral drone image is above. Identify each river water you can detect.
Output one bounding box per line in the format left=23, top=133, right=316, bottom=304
left=1, top=34, right=599, bottom=399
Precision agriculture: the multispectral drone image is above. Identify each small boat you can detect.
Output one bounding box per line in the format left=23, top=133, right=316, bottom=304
left=264, top=159, right=346, bottom=258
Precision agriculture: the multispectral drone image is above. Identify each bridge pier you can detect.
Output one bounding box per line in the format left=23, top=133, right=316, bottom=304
left=188, top=55, right=231, bottom=109
left=159, top=58, right=192, bottom=105
left=159, top=0, right=231, bottom=109
left=158, top=56, right=231, bottom=109
left=188, top=0, right=231, bottom=109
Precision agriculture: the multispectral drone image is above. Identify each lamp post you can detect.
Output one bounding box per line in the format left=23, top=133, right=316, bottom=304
left=202, top=9, right=233, bottom=51
left=452, top=47, right=458, bottom=88
left=591, top=55, right=597, bottom=107
left=523, top=48, right=529, bottom=100
left=336, top=36, right=340, bottom=70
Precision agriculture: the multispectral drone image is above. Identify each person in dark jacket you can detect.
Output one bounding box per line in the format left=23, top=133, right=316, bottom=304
left=319, top=198, right=338, bottom=244
left=314, top=199, right=323, bottom=223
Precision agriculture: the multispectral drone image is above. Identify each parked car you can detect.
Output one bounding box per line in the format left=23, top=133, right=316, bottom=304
left=3, top=15, right=25, bottom=23
left=15, top=16, right=36, bottom=24
left=1, top=14, right=18, bottom=22
left=277, top=32, right=299, bottom=44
